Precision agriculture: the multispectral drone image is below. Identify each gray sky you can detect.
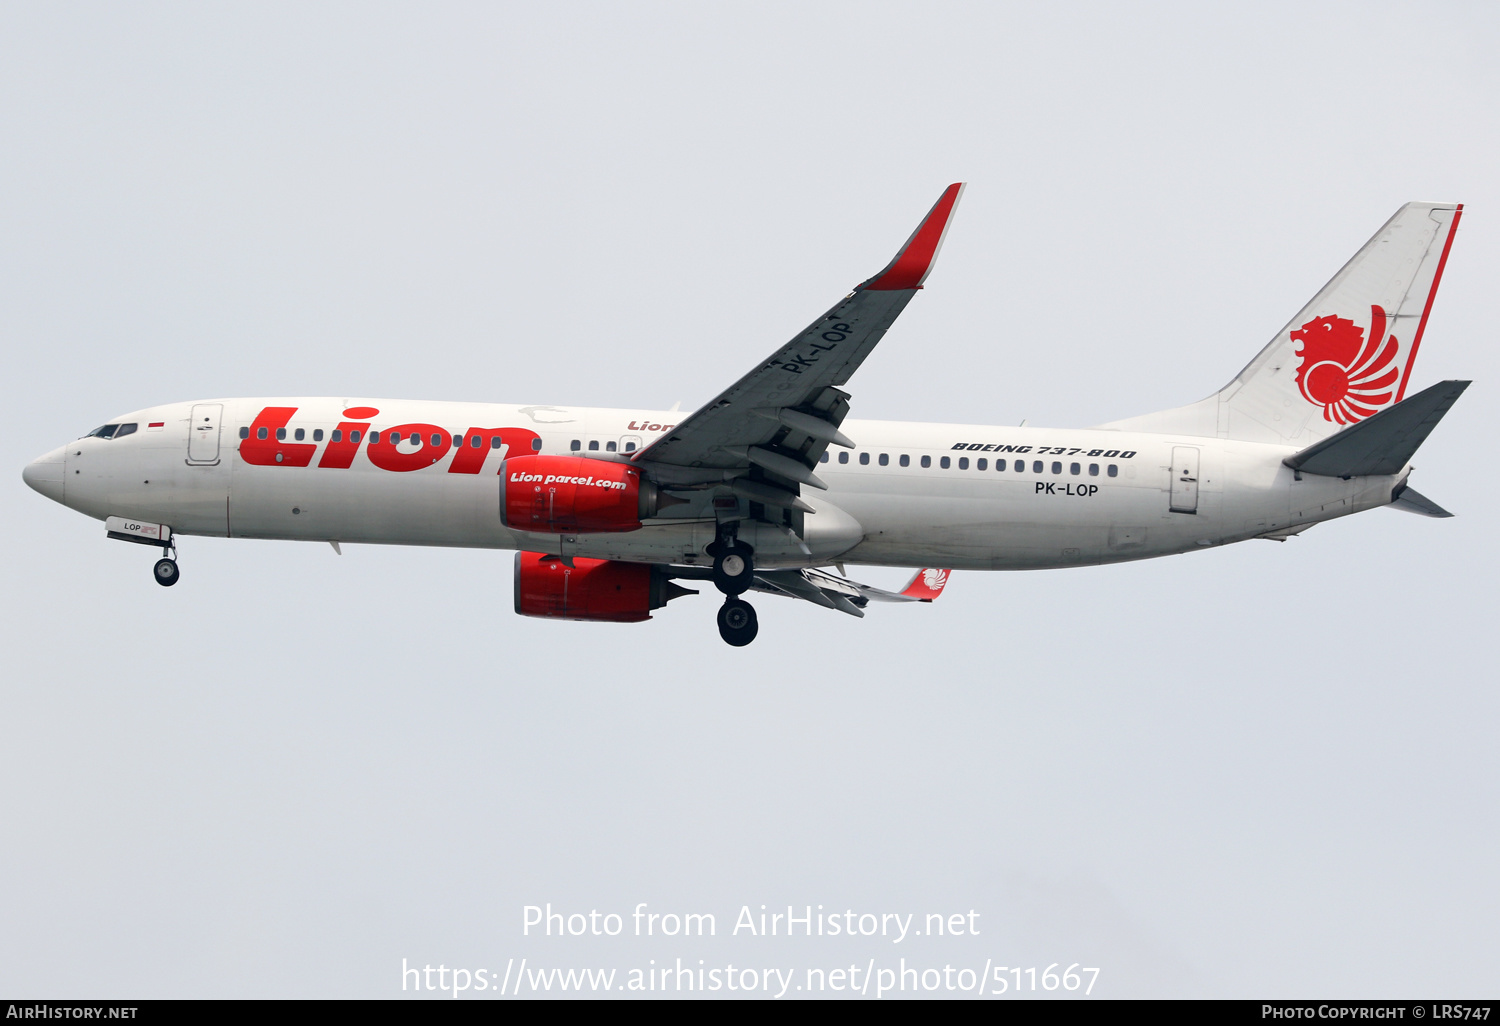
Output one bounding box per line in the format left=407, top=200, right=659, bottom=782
left=2, top=1, right=1497, bottom=999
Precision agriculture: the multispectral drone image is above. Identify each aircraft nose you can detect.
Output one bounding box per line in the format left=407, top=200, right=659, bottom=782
left=22, top=445, right=68, bottom=504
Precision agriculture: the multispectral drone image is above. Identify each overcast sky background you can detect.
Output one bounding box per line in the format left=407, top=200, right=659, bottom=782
left=2, top=1, right=1497, bottom=999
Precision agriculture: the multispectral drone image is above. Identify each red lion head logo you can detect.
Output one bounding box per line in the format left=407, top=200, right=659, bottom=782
left=1291, top=305, right=1401, bottom=424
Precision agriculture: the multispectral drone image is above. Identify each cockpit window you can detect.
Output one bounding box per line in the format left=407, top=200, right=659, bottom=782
left=114, top=423, right=138, bottom=437
left=87, top=424, right=120, bottom=439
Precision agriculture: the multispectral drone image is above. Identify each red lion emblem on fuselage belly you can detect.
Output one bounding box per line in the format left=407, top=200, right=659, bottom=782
left=1291, top=305, right=1400, bottom=424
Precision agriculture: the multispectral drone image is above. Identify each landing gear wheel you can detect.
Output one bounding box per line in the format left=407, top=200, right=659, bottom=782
left=717, top=598, right=758, bottom=647
left=712, top=548, right=754, bottom=596
left=153, top=558, right=180, bottom=587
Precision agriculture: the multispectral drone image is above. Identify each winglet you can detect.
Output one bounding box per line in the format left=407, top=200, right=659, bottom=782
left=899, top=568, right=951, bottom=602
left=860, top=183, right=966, bottom=291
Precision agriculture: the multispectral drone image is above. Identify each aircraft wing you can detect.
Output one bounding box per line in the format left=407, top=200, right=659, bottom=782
left=749, top=566, right=953, bottom=617
left=633, top=184, right=965, bottom=506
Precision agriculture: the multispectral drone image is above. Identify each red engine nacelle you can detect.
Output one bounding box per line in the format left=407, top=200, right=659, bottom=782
left=500, top=454, right=664, bottom=533
left=513, top=552, right=692, bottom=623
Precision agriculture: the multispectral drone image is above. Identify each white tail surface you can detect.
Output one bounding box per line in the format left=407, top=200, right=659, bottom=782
left=1103, top=202, right=1463, bottom=446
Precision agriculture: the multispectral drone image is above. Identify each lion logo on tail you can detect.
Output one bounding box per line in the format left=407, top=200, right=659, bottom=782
left=1291, top=305, right=1401, bottom=424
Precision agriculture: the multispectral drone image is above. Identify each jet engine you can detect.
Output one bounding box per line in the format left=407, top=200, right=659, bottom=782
left=500, top=455, right=667, bottom=533
left=513, top=552, right=695, bottom=623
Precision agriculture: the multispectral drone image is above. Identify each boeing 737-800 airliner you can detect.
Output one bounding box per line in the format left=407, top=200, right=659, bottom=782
left=22, top=185, right=1469, bottom=645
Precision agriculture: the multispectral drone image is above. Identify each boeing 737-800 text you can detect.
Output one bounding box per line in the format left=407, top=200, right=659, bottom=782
left=22, top=185, right=1469, bottom=645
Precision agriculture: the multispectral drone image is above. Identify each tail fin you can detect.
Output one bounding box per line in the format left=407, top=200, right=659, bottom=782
left=1104, top=202, right=1463, bottom=445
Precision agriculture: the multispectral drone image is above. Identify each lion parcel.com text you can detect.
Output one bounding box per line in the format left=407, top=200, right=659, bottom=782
left=400, top=904, right=1101, bottom=998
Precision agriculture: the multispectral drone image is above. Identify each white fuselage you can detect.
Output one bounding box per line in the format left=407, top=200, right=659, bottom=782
left=28, top=397, right=1402, bottom=571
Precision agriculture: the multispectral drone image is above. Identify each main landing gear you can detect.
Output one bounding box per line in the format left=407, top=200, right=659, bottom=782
left=717, top=597, right=758, bottom=647
left=711, top=544, right=754, bottom=595
left=708, top=525, right=757, bottom=646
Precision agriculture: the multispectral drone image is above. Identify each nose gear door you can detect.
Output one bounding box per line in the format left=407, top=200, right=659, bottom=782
left=1169, top=445, right=1199, bottom=514
left=187, top=403, right=223, bottom=465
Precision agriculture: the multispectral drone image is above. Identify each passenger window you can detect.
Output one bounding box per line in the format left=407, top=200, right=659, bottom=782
left=239, top=427, right=250, bottom=439
left=977, top=458, right=987, bottom=470
left=350, top=430, right=361, bottom=443
left=1014, top=460, right=1024, bottom=472
left=606, top=441, right=617, bottom=452
left=370, top=432, right=380, bottom=444
left=332, top=430, right=343, bottom=442
left=1088, top=463, right=1098, bottom=476
left=879, top=453, right=889, bottom=466
left=1108, top=464, right=1118, bottom=477
left=588, top=440, right=599, bottom=451
left=920, top=455, right=931, bottom=468
left=1051, top=461, right=1062, bottom=474
left=472, top=436, right=482, bottom=448
left=940, top=456, right=951, bottom=469
left=313, top=429, right=324, bottom=442
left=532, top=438, right=543, bottom=451
left=1031, top=460, right=1042, bottom=472
left=623, top=440, right=635, bottom=452
left=276, top=428, right=287, bottom=441
left=957, top=457, right=967, bottom=469
left=294, top=428, right=305, bottom=441
left=492, top=437, right=503, bottom=449
left=1070, top=462, right=1080, bottom=475
left=257, top=427, right=269, bottom=440
left=838, top=451, right=849, bottom=464
left=859, top=452, right=869, bottom=465
left=410, top=433, right=420, bottom=445
left=899, top=454, right=910, bottom=467
left=820, top=452, right=829, bottom=463
left=431, top=433, right=442, bottom=447
left=570, top=439, right=581, bottom=451
left=454, top=435, right=464, bottom=447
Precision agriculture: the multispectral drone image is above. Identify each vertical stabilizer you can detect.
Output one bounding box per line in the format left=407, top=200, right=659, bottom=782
left=1103, top=202, right=1462, bottom=445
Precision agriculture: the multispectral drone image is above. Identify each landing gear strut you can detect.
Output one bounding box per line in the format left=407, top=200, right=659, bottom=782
left=717, top=597, right=758, bottom=647
left=153, top=536, right=179, bottom=587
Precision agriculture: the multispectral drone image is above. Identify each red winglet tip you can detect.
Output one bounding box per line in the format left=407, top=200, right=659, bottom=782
left=901, top=568, right=951, bottom=601
left=863, top=183, right=966, bottom=291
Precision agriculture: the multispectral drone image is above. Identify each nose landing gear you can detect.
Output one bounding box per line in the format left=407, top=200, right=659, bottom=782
left=717, top=597, right=758, bottom=647
left=150, top=534, right=180, bottom=587
left=104, top=517, right=180, bottom=587
left=153, top=556, right=180, bottom=587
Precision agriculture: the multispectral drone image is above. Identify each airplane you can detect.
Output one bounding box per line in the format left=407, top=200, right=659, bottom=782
left=22, top=185, right=1470, bottom=646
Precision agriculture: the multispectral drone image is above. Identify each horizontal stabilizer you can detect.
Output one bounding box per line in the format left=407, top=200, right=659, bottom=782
left=1283, top=380, right=1469, bottom=478
left=1389, top=485, right=1453, bottom=518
